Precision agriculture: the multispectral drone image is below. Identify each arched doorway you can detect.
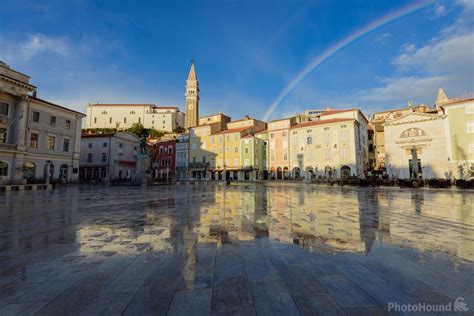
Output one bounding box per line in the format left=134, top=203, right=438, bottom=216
left=23, top=162, right=36, bottom=181
left=44, top=163, right=54, bottom=179
left=59, top=164, right=69, bottom=182
left=276, top=167, right=282, bottom=180
left=341, top=165, right=351, bottom=178
left=324, top=166, right=332, bottom=178
left=306, top=166, right=314, bottom=180
left=283, top=167, right=289, bottom=180
left=292, top=167, right=300, bottom=179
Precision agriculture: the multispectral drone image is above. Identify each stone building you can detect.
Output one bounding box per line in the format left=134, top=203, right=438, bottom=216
left=289, top=118, right=364, bottom=179
left=439, top=94, right=474, bottom=180
left=154, top=139, right=176, bottom=179
left=86, top=104, right=184, bottom=133
left=384, top=112, right=449, bottom=179
left=268, top=117, right=296, bottom=179
left=188, top=113, right=230, bottom=179
left=371, top=104, right=431, bottom=170
left=175, top=133, right=189, bottom=180
left=79, top=132, right=140, bottom=181
left=185, top=61, right=199, bottom=128
left=0, top=61, right=84, bottom=183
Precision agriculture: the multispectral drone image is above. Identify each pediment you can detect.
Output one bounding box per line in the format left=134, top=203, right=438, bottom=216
left=384, top=112, right=446, bottom=126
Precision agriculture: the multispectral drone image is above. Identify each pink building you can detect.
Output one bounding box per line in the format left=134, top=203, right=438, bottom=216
left=268, top=117, right=296, bottom=179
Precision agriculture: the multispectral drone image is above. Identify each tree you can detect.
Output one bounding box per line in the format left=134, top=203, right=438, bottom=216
left=126, top=123, right=146, bottom=136
left=173, top=126, right=186, bottom=133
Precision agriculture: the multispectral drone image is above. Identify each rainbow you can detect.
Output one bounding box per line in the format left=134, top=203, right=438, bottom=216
left=263, top=0, right=435, bottom=121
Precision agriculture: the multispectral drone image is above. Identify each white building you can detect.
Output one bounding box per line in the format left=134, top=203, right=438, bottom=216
left=0, top=61, right=85, bottom=183
left=86, top=104, right=185, bottom=132
left=79, top=132, right=140, bottom=180
left=175, top=133, right=189, bottom=180
left=384, top=112, right=449, bottom=179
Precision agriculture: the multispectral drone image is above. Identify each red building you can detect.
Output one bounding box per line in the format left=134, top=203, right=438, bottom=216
left=154, top=140, right=176, bottom=179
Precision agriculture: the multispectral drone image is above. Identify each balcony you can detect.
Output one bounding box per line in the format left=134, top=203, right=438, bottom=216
left=189, top=162, right=209, bottom=169
left=0, top=143, right=17, bottom=151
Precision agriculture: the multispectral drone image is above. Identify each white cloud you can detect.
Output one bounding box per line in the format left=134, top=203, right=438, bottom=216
left=433, top=4, right=447, bottom=18
left=20, top=33, right=71, bottom=60
left=374, top=32, right=391, bottom=44
left=359, top=2, right=474, bottom=108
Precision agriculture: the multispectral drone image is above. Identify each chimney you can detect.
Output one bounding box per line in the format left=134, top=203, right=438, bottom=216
left=245, top=115, right=250, bottom=120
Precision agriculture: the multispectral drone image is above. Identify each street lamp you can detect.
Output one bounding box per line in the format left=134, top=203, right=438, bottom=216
left=45, top=160, right=52, bottom=185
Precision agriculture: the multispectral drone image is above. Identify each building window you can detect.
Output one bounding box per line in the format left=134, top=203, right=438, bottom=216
left=234, top=158, right=238, bottom=165
left=124, top=117, right=127, bottom=123
left=340, top=131, right=348, bottom=142
left=467, top=123, right=474, bottom=134
left=0, top=128, right=6, bottom=143
left=138, top=117, right=141, bottom=123
left=33, top=111, right=40, bottom=122
left=283, top=152, right=288, bottom=161
left=160, top=147, right=164, bottom=155
left=244, top=147, right=249, bottom=154
left=30, top=133, right=39, bottom=148
left=94, top=117, right=97, bottom=124
left=64, top=120, right=71, bottom=129
left=282, top=131, right=287, bottom=136
left=324, top=133, right=331, bottom=144
left=270, top=151, right=275, bottom=161
left=50, top=116, right=56, bottom=126
left=234, top=134, right=238, bottom=141
left=101, top=111, right=107, bottom=115
left=130, top=111, right=135, bottom=114
left=168, top=146, right=172, bottom=154
left=341, top=125, right=347, bottom=129
left=101, top=153, right=107, bottom=163
left=119, top=143, right=123, bottom=148
left=63, top=138, right=70, bottom=152
left=87, top=153, right=93, bottom=163
left=270, top=133, right=274, bottom=138
left=307, top=136, right=313, bottom=145
left=47, top=135, right=55, bottom=150
left=306, top=129, right=312, bottom=133
left=88, top=143, right=93, bottom=148
left=0, top=161, right=8, bottom=176
left=0, top=102, right=9, bottom=116
left=234, top=147, right=238, bottom=153
left=109, top=117, right=112, bottom=124
left=325, top=149, right=331, bottom=160
left=324, top=127, right=329, bottom=131
left=341, top=148, right=348, bottom=159
left=103, top=142, right=108, bottom=148
left=226, top=135, right=230, bottom=142
left=368, top=134, right=373, bottom=141
left=202, top=156, right=206, bottom=163
left=192, top=143, right=197, bottom=150
left=401, top=128, right=426, bottom=138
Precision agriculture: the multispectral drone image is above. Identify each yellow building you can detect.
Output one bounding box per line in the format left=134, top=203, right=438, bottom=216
left=441, top=95, right=474, bottom=179
left=188, top=113, right=231, bottom=179
left=289, top=118, right=363, bottom=179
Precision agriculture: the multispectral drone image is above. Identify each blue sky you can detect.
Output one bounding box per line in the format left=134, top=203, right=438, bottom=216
left=1, top=0, right=473, bottom=121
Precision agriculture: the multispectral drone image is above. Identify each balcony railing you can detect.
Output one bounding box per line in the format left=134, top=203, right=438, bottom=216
left=189, top=162, right=209, bottom=169
left=0, top=143, right=17, bottom=151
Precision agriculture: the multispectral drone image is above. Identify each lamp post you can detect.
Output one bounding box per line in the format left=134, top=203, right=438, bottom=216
left=45, top=160, right=52, bottom=185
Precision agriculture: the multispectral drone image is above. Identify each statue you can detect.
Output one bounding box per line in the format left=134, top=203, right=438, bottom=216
left=139, top=130, right=148, bottom=155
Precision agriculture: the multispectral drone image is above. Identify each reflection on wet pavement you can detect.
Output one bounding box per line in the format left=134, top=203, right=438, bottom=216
left=0, top=183, right=473, bottom=315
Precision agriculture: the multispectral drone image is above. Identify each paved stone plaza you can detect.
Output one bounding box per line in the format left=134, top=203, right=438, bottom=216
left=0, top=183, right=473, bottom=315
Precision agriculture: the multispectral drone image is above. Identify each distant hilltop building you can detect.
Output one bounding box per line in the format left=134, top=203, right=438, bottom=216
left=86, top=104, right=184, bottom=133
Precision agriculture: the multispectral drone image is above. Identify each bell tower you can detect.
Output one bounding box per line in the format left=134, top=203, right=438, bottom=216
left=185, top=60, right=199, bottom=128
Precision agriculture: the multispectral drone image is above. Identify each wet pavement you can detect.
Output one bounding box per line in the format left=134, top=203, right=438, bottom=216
left=0, top=183, right=473, bottom=315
